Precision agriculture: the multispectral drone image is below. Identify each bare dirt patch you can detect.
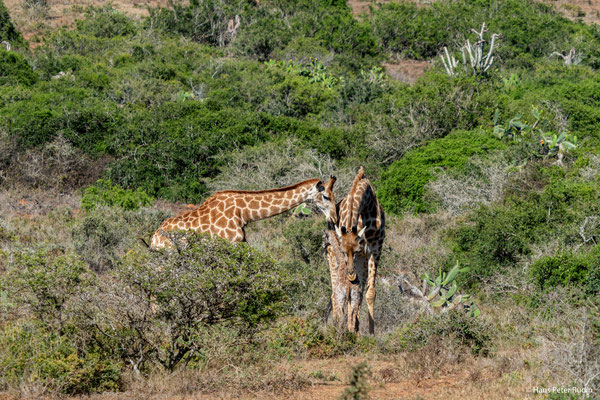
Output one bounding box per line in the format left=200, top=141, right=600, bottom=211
left=384, top=60, right=430, bottom=83
left=539, top=0, right=600, bottom=25
left=3, top=0, right=170, bottom=47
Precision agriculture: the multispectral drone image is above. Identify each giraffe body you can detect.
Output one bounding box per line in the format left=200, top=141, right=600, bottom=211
left=332, top=167, right=385, bottom=334
left=150, top=177, right=336, bottom=249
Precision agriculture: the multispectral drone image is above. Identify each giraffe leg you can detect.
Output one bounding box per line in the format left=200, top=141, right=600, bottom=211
left=366, top=253, right=377, bottom=335
left=347, top=256, right=367, bottom=334
left=327, top=246, right=344, bottom=323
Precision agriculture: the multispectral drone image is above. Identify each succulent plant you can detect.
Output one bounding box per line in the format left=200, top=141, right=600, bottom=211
left=541, top=131, right=578, bottom=163
left=440, top=22, right=499, bottom=76
left=400, top=261, right=480, bottom=317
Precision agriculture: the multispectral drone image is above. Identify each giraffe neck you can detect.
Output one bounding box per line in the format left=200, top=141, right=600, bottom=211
left=341, top=176, right=370, bottom=229
left=237, top=179, right=319, bottom=224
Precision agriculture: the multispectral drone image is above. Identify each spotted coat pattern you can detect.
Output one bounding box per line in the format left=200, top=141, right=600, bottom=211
left=332, top=167, right=385, bottom=334
left=150, top=177, right=336, bottom=249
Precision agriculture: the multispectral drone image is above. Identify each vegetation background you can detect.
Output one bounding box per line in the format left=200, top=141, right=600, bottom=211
left=0, top=0, right=599, bottom=398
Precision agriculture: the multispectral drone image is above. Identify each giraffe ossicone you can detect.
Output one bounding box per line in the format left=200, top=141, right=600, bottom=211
left=149, top=176, right=337, bottom=249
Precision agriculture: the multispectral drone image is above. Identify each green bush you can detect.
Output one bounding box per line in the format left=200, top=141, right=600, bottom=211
left=0, top=0, right=27, bottom=49
left=0, top=322, right=121, bottom=394
left=148, top=0, right=246, bottom=47
left=76, top=6, right=137, bottom=38
left=280, top=218, right=332, bottom=314
left=1, top=248, right=91, bottom=331
left=0, top=49, right=38, bottom=86
left=264, top=316, right=359, bottom=359
left=531, top=249, right=600, bottom=292
left=378, top=130, right=505, bottom=214
left=77, top=235, right=295, bottom=371
left=386, top=312, right=493, bottom=356
left=370, top=0, right=600, bottom=66
left=82, top=179, right=153, bottom=211
left=71, top=205, right=167, bottom=272
left=450, top=167, right=600, bottom=288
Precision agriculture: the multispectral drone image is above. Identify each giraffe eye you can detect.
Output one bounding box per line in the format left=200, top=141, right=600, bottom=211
left=323, top=195, right=330, bottom=201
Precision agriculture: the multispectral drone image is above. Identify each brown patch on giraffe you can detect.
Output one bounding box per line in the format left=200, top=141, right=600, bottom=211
left=215, top=216, right=228, bottom=228
left=235, top=198, right=246, bottom=207
left=248, top=200, right=259, bottom=209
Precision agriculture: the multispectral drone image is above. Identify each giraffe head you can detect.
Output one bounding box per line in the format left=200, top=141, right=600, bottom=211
left=313, top=175, right=337, bottom=224
left=335, top=224, right=368, bottom=281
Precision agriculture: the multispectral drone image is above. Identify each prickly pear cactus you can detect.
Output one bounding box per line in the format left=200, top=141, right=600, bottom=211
left=401, top=261, right=480, bottom=317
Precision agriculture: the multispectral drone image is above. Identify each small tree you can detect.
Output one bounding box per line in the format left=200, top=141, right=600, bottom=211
left=76, top=234, right=295, bottom=371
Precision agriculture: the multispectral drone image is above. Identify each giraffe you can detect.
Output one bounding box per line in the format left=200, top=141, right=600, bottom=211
left=149, top=176, right=337, bottom=249
left=333, top=167, right=385, bottom=334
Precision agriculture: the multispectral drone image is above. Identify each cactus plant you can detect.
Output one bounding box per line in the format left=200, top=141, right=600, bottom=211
left=541, top=131, right=578, bottom=164
left=440, top=22, right=499, bottom=76
left=493, top=106, right=540, bottom=142
left=463, top=23, right=499, bottom=75
left=399, top=261, right=480, bottom=317
left=440, top=46, right=459, bottom=76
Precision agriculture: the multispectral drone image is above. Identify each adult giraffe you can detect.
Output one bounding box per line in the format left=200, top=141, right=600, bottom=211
left=334, top=167, right=385, bottom=334
left=150, top=176, right=337, bottom=249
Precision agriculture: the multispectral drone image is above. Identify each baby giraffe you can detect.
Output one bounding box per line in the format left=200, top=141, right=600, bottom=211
left=334, top=167, right=385, bottom=334
left=150, top=176, right=337, bottom=249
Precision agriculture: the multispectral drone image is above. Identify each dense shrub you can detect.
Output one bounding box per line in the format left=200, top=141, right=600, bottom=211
left=385, top=312, right=493, bottom=356
left=378, top=130, right=505, bottom=214
left=264, top=316, right=360, bottom=359
left=148, top=0, right=247, bottom=47
left=450, top=166, right=600, bottom=288
left=0, top=322, right=121, bottom=394
left=76, top=235, right=295, bottom=371
left=0, top=248, right=91, bottom=331
left=82, top=179, right=153, bottom=211
left=71, top=205, right=167, bottom=272
left=0, top=0, right=26, bottom=49
left=76, top=6, right=137, bottom=38
left=0, top=49, right=38, bottom=86
left=371, top=0, right=600, bottom=67
left=531, top=249, right=600, bottom=291
left=279, top=218, right=332, bottom=315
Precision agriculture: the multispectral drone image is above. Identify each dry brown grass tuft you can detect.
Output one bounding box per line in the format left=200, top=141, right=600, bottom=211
left=427, top=154, right=511, bottom=216
left=383, top=212, right=454, bottom=279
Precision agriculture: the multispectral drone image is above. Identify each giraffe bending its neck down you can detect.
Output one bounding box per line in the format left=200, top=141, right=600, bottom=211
left=334, top=167, right=385, bottom=334
left=150, top=176, right=337, bottom=249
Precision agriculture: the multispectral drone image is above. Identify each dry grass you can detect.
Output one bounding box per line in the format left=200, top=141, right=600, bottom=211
left=427, top=154, right=511, bottom=216
left=382, top=212, right=454, bottom=279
